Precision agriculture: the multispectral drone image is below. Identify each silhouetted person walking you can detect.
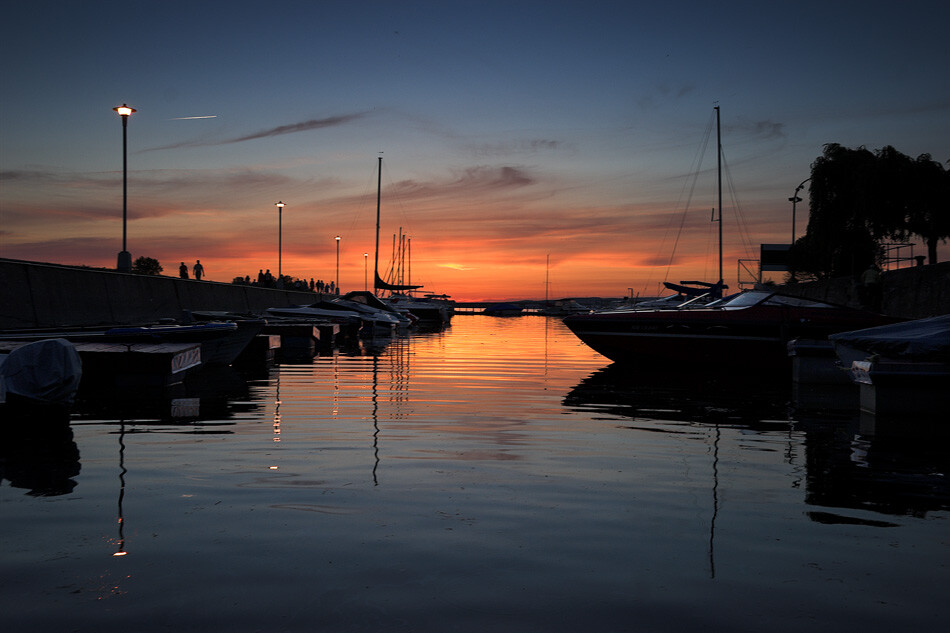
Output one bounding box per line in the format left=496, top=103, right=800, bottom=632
left=193, top=260, right=204, bottom=281
left=179, top=262, right=189, bottom=279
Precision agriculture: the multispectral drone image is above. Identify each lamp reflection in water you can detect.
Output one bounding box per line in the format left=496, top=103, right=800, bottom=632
left=273, top=368, right=281, bottom=444
left=269, top=368, right=281, bottom=471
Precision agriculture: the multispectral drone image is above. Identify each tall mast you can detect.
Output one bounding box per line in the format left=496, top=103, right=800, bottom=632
left=374, top=155, right=382, bottom=296
left=715, top=106, right=723, bottom=285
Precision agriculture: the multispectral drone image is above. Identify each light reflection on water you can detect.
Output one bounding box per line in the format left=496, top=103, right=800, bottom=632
left=1, top=315, right=948, bottom=632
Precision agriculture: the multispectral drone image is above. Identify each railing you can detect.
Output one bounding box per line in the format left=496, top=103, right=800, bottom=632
left=882, top=243, right=924, bottom=270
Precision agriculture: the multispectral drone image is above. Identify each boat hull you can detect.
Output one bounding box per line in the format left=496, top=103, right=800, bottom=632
left=564, top=302, right=900, bottom=370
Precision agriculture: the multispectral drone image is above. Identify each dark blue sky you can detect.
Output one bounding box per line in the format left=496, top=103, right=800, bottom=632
left=2, top=0, right=948, bottom=298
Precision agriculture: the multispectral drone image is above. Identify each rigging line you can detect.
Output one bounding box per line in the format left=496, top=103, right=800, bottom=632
left=663, top=124, right=712, bottom=270
left=648, top=127, right=707, bottom=290
left=348, top=163, right=383, bottom=238
left=378, top=161, right=428, bottom=289
left=660, top=111, right=716, bottom=286
left=379, top=160, right=416, bottom=235
left=720, top=150, right=758, bottom=260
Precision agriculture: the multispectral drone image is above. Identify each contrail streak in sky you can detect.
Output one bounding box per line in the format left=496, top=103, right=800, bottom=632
left=170, top=115, right=218, bottom=120
left=143, top=112, right=367, bottom=151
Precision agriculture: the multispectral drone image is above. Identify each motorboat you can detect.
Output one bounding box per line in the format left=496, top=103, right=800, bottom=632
left=339, top=291, right=414, bottom=328
left=563, top=289, right=902, bottom=371
left=268, top=294, right=404, bottom=338
left=266, top=303, right=363, bottom=326
left=0, top=321, right=259, bottom=368
left=385, top=293, right=454, bottom=325
left=483, top=302, right=523, bottom=317
left=104, top=321, right=262, bottom=367
left=539, top=299, right=592, bottom=316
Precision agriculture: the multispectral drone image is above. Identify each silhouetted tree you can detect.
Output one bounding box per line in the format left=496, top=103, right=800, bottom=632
left=790, top=144, right=880, bottom=278
left=131, top=256, right=163, bottom=275
left=905, top=154, right=950, bottom=264
left=789, top=143, right=948, bottom=278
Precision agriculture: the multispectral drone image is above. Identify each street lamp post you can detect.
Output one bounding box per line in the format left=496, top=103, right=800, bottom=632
left=113, top=104, right=135, bottom=272
left=335, top=236, right=341, bottom=294
left=789, top=178, right=810, bottom=244
left=275, top=201, right=285, bottom=280
left=363, top=253, right=368, bottom=291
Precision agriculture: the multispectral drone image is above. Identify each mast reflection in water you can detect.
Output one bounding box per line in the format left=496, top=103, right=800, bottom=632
left=1, top=316, right=947, bottom=632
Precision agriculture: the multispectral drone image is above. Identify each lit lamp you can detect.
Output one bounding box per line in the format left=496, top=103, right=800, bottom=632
left=113, top=104, right=136, bottom=272
left=335, top=235, right=341, bottom=293
left=275, top=201, right=285, bottom=279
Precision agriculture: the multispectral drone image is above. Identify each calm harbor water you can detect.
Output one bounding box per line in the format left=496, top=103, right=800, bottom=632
left=2, top=315, right=948, bottom=632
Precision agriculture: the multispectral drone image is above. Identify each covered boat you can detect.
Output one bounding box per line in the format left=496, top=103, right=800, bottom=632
left=830, top=314, right=950, bottom=364
left=829, top=315, right=950, bottom=418
left=0, top=338, right=82, bottom=407
left=563, top=290, right=902, bottom=371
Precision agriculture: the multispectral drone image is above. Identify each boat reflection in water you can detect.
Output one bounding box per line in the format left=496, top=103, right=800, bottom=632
left=0, top=401, right=80, bottom=496
left=563, top=361, right=791, bottom=425
left=565, top=362, right=950, bottom=522
left=72, top=365, right=261, bottom=427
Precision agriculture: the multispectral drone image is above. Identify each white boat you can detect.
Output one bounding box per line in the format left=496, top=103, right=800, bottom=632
left=539, top=298, right=592, bottom=316
left=267, top=298, right=403, bottom=337
left=385, top=293, right=454, bottom=324
left=336, top=291, right=414, bottom=331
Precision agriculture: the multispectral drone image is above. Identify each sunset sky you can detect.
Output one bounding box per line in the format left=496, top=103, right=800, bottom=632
left=2, top=1, right=948, bottom=301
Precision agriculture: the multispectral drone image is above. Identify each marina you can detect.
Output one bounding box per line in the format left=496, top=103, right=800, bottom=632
left=2, top=315, right=947, bottom=632
left=3, top=6, right=949, bottom=630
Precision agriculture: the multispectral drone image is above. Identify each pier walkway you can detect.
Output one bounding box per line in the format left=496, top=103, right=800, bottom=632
left=1, top=258, right=320, bottom=329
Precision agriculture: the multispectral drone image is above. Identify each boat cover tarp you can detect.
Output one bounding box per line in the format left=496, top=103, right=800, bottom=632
left=0, top=338, right=82, bottom=404
left=829, top=314, right=950, bottom=361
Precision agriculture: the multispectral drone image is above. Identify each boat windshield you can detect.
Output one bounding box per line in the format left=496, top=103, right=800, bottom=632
left=717, top=291, right=835, bottom=310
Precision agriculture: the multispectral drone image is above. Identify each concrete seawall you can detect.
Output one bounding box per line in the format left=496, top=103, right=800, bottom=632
left=1, top=258, right=322, bottom=329
left=780, top=260, right=950, bottom=319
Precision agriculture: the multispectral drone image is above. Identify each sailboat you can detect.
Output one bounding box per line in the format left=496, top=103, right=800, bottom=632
left=372, top=156, right=423, bottom=296
left=563, top=108, right=899, bottom=370
left=660, top=105, right=727, bottom=303
left=372, top=156, right=454, bottom=325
